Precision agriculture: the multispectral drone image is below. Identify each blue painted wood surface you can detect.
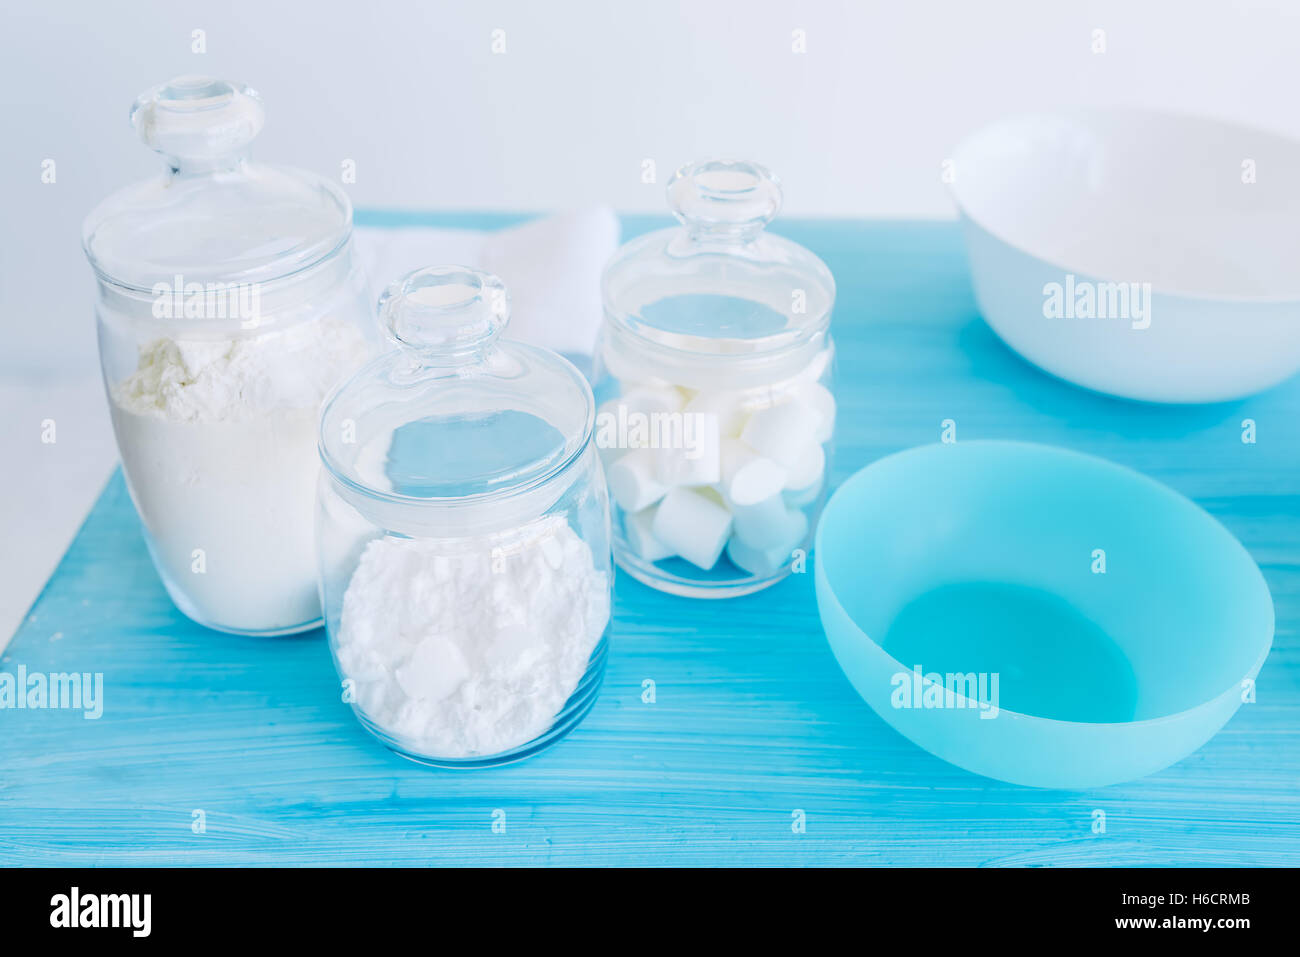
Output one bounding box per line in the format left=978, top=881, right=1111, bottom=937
left=2, top=213, right=1298, bottom=866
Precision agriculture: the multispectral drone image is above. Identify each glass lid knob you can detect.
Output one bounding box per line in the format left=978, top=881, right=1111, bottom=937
left=130, top=75, right=264, bottom=171
left=667, top=158, right=783, bottom=239
left=378, top=266, right=510, bottom=363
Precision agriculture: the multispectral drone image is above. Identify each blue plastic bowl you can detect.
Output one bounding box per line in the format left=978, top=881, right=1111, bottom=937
left=814, top=441, right=1274, bottom=789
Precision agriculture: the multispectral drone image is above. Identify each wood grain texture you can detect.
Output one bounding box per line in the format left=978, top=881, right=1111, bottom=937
left=1, top=214, right=1297, bottom=867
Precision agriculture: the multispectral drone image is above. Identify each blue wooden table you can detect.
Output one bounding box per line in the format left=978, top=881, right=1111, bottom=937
left=3, top=214, right=1298, bottom=867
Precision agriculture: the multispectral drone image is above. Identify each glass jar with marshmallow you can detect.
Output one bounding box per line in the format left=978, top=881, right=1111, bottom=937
left=595, top=159, right=836, bottom=598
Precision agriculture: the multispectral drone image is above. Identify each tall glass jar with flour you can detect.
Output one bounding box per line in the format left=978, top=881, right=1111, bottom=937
left=317, top=266, right=612, bottom=767
left=82, top=76, right=375, bottom=635
left=595, top=159, right=837, bottom=598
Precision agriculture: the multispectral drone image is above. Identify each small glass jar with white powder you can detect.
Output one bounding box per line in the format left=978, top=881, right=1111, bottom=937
left=318, top=266, right=612, bottom=767
left=82, top=76, right=375, bottom=635
left=595, top=159, right=836, bottom=598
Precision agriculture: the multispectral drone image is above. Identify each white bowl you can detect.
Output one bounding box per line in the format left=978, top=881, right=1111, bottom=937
left=951, top=109, right=1300, bottom=403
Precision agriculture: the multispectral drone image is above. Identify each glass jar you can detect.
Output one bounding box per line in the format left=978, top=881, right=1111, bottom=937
left=595, top=159, right=836, bottom=598
left=318, top=266, right=612, bottom=768
left=81, top=76, right=375, bottom=636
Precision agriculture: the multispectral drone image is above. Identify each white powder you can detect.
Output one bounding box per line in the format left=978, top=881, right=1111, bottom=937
left=113, top=316, right=366, bottom=422
left=109, top=317, right=368, bottom=633
left=336, top=515, right=610, bottom=759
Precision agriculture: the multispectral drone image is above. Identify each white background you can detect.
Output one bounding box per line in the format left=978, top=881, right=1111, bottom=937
left=2, top=0, right=1298, bottom=643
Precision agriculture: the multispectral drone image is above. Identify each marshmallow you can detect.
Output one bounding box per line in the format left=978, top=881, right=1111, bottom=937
left=740, top=398, right=823, bottom=469
left=624, top=505, right=673, bottom=562
left=726, top=527, right=803, bottom=577
left=596, top=441, right=625, bottom=470
left=683, top=390, right=749, bottom=440
left=607, top=449, right=669, bottom=512
left=718, top=438, right=787, bottom=506
left=782, top=441, right=825, bottom=492
left=783, top=473, right=825, bottom=509
left=795, top=381, right=836, bottom=444
left=696, top=486, right=728, bottom=508
left=732, top=494, right=806, bottom=550
left=596, top=385, right=686, bottom=454
left=652, top=487, right=733, bottom=570
left=653, top=424, right=721, bottom=486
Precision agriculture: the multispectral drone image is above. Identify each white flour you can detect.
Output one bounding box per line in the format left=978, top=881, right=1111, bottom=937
left=336, top=515, right=610, bottom=758
left=109, top=316, right=368, bottom=633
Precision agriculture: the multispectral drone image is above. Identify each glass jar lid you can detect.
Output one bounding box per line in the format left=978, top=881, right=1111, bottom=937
left=320, top=266, right=595, bottom=516
left=82, top=75, right=352, bottom=292
left=602, top=158, right=836, bottom=357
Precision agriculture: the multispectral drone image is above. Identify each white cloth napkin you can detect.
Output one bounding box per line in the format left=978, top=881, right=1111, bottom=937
left=353, top=207, right=620, bottom=357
